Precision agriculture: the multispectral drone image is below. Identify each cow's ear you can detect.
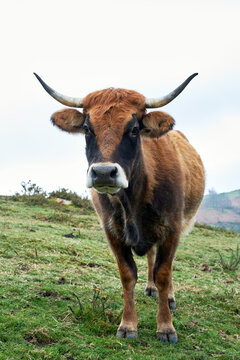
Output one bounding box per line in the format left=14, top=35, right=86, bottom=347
left=51, top=109, right=84, bottom=133
left=140, top=111, right=175, bottom=138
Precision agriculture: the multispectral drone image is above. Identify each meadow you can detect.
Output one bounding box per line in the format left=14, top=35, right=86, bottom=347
left=0, top=195, right=239, bottom=359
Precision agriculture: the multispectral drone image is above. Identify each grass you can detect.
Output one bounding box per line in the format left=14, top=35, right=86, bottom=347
left=0, top=196, right=239, bottom=359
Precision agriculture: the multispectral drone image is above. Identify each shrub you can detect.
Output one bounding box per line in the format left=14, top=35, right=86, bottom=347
left=49, top=188, right=92, bottom=209
left=11, top=181, right=93, bottom=211
left=10, top=180, right=48, bottom=205
left=21, top=180, right=47, bottom=196
left=68, top=286, right=121, bottom=327
left=219, top=245, right=240, bottom=271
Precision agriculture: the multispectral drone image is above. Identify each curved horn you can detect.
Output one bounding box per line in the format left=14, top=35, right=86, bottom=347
left=145, top=73, right=198, bottom=108
left=34, top=73, right=84, bottom=108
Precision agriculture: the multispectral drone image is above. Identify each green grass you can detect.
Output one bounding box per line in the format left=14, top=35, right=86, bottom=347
left=0, top=197, right=239, bottom=359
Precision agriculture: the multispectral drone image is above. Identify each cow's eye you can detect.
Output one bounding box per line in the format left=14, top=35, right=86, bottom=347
left=130, top=126, right=139, bottom=137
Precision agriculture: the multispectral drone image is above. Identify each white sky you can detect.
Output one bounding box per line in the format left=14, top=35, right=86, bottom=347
left=0, top=0, right=240, bottom=195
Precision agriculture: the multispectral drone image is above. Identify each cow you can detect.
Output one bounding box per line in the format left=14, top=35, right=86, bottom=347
left=34, top=73, right=205, bottom=343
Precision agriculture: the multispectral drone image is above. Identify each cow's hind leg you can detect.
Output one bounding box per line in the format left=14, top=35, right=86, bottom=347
left=154, top=232, right=178, bottom=344
left=107, top=231, right=138, bottom=339
left=144, top=245, right=158, bottom=297
left=145, top=245, right=176, bottom=309
left=168, top=273, right=176, bottom=310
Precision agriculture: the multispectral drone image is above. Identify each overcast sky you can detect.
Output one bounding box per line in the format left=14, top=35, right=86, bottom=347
left=1, top=0, right=239, bottom=196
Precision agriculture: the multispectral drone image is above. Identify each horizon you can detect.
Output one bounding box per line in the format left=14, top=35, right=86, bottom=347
left=2, top=180, right=239, bottom=199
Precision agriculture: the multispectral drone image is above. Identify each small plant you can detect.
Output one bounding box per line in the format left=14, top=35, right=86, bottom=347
left=219, top=245, right=240, bottom=271
left=68, top=286, right=111, bottom=321
left=223, top=287, right=237, bottom=299
left=92, top=285, right=109, bottom=313
left=11, top=180, right=48, bottom=205
left=68, top=292, right=83, bottom=318
left=21, top=180, right=46, bottom=196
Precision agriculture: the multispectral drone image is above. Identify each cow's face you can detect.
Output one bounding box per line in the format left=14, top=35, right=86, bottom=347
left=51, top=88, right=175, bottom=194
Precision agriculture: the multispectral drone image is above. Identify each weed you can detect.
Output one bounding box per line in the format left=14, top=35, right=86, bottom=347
left=21, top=180, right=46, bottom=196
left=69, top=286, right=114, bottom=322
left=69, top=292, right=83, bottom=317
left=92, top=285, right=109, bottom=313
left=223, top=287, right=238, bottom=299
left=219, top=245, right=240, bottom=271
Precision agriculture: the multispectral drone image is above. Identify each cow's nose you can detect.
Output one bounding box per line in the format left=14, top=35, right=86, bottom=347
left=91, top=165, right=118, bottom=186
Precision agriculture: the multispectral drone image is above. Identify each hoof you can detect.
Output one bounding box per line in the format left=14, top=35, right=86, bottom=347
left=116, top=328, right=138, bottom=339
left=157, top=331, right=178, bottom=344
left=144, top=287, right=158, bottom=298
left=168, top=298, right=176, bottom=310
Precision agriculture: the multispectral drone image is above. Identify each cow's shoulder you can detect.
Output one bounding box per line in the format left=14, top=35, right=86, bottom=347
left=167, top=129, right=189, bottom=144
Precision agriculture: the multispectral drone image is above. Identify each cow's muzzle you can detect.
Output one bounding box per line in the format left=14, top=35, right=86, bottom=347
left=86, top=163, right=128, bottom=194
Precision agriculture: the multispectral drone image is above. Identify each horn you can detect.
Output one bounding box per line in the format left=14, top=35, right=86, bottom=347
left=145, top=73, right=198, bottom=108
left=34, top=73, right=84, bottom=108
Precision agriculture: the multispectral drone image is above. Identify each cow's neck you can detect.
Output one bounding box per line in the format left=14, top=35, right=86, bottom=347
left=116, top=151, right=151, bottom=255
left=123, top=150, right=146, bottom=211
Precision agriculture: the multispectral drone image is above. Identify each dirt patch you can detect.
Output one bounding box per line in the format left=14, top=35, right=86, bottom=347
left=37, top=290, right=58, bottom=298
left=18, top=263, right=30, bottom=271
left=58, top=277, right=66, bottom=284
left=201, top=263, right=212, bottom=272
left=24, top=328, right=57, bottom=347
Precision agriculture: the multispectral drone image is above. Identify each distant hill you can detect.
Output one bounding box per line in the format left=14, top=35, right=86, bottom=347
left=196, top=189, right=240, bottom=233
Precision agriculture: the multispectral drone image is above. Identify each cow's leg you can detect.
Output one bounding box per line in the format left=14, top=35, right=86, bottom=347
left=144, top=245, right=158, bottom=297
left=168, top=270, right=176, bottom=310
left=107, top=231, right=138, bottom=339
left=154, top=233, right=178, bottom=344
left=145, top=246, right=176, bottom=308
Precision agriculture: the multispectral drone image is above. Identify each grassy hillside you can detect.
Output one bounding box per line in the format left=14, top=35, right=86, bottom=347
left=197, top=189, right=240, bottom=233
left=0, top=196, right=239, bottom=360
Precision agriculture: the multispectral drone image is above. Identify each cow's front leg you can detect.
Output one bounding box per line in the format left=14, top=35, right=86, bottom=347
left=154, top=234, right=178, bottom=344
left=107, top=231, right=138, bottom=339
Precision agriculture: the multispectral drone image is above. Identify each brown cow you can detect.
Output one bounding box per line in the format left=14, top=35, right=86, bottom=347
left=35, top=73, right=205, bottom=343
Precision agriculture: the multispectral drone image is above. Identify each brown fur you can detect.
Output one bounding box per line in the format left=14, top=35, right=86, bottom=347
left=51, top=109, right=84, bottom=133
left=83, top=88, right=146, bottom=112
left=142, top=111, right=175, bottom=138
left=82, top=88, right=146, bottom=159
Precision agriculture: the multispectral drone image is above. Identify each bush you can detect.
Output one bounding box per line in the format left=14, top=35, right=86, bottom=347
left=21, top=180, right=47, bottom=196
left=49, top=188, right=92, bottom=209
left=11, top=181, right=92, bottom=210
left=10, top=180, right=48, bottom=205
left=11, top=193, right=49, bottom=206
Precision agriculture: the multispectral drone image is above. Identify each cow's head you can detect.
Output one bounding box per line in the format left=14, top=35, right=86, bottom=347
left=34, top=73, right=197, bottom=194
